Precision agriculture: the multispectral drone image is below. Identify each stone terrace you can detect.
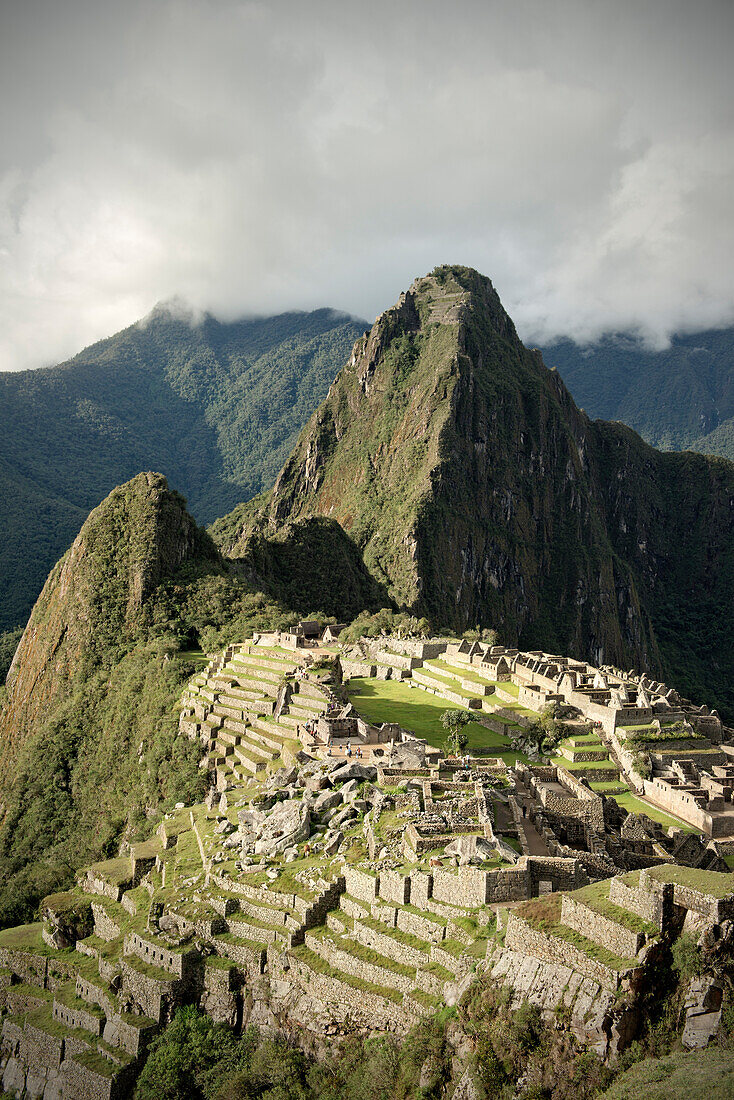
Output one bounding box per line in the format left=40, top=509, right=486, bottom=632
left=3, top=632, right=734, bottom=1093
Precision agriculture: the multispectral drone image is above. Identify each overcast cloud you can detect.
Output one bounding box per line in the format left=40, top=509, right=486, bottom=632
left=1, top=0, right=733, bottom=370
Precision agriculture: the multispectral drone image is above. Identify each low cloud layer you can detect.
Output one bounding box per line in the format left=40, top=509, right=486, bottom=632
left=2, top=0, right=733, bottom=370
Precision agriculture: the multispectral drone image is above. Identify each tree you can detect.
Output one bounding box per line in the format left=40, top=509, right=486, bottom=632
left=509, top=707, right=569, bottom=760
left=441, top=709, right=470, bottom=756
left=461, top=626, right=499, bottom=645
left=538, top=705, right=568, bottom=754
left=134, top=1006, right=254, bottom=1100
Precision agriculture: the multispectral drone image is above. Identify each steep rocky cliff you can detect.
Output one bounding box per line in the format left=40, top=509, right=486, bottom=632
left=217, top=266, right=734, bottom=717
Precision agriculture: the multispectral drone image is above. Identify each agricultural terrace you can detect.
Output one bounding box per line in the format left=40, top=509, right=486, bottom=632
left=346, top=677, right=532, bottom=763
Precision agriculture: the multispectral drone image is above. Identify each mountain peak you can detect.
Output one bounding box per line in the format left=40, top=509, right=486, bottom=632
left=216, top=265, right=734, bottom=718
left=0, top=472, right=217, bottom=783
left=139, top=296, right=206, bottom=328
left=222, top=267, right=560, bottom=605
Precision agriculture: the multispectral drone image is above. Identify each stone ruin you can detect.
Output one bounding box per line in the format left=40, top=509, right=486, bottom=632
left=2, top=632, right=734, bottom=1096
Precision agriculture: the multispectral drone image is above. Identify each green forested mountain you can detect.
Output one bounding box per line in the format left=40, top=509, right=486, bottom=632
left=0, top=306, right=365, bottom=633
left=540, top=326, right=734, bottom=457
left=220, top=266, right=734, bottom=719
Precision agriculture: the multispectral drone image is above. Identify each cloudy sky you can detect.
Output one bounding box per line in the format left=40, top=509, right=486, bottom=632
left=1, top=0, right=733, bottom=371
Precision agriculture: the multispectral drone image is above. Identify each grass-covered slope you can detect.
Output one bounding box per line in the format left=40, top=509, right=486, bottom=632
left=0, top=471, right=382, bottom=927
left=217, top=266, right=734, bottom=718
left=0, top=306, right=364, bottom=633
left=601, top=1048, right=734, bottom=1100
left=541, top=327, right=734, bottom=458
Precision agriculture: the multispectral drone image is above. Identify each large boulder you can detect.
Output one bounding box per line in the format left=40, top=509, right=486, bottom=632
left=330, top=762, right=377, bottom=783
left=444, top=836, right=498, bottom=866
left=267, top=766, right=298, bottom=790
left=255, top=799, right=311, bottom=855
left=323, top=829, right=344, bottom=856
left=386, top=740, right=426, bottom=768
left=312, top=789, right=343, bottom=814
left=330, top=805, right=358, bottom=829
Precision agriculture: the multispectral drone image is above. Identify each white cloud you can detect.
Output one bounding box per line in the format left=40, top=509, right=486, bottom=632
left=1, top=0, right=733, bottom=369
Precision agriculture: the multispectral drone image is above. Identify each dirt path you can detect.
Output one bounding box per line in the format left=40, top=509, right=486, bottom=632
left=513, top=777, right=552, bottom=856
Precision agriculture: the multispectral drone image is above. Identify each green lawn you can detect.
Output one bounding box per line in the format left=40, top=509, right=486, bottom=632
left=550, top=755, right=617, bottom=771
left=415, top=666, right=485, bottom=699
left=612, top=793, right=700, bottom=834
left=178, top=648, right=208, bottom=666
left=493, top=699, right=542, bottom=718
left=644, top=865, right=734, bottom=897
left=347, top=677, right=530, bottom=761
left=495, top=680, right=519, bottom=697
left=426, top=659, right=496, bottom=686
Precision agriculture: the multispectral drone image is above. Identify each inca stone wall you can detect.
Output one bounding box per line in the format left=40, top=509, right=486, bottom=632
left=560, top=896, right=645, bottom=959
left=504, top=912, right=624, bottom=990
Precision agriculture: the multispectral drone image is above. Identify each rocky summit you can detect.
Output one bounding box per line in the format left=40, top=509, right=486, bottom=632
left=217, top=266, right=734, bottom=719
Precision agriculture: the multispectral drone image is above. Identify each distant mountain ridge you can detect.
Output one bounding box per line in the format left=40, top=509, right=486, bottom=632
left=540, top=326, right=734, bottom=457
left=0, top=306, right=365, bottom=632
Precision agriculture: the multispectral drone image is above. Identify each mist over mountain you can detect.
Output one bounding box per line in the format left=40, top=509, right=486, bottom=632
left=542, top=327, right=734, bottom=460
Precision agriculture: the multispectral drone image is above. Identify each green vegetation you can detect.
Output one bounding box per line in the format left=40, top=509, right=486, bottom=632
left=611, top=794, right=700, bottom=834
left=551, top=756, right=618, bottom=771
left=624, top=722, right=705, bottom=746
left=338, top=609, right=430, bottom=646
left=645, top=865, right=734, bottom=897
left=346, top=677, right=530, bottom=760
left=671, top=932, right=703, bottom=980
left=542, top=326, right=734, bottom=461
left=0, top=922, right=49, bottom=952
left=0, top=308, right=365, bottom=632
left=601, top=1048, right=734, bottom=1100
left=134, top=1005, right=257, bottom=1099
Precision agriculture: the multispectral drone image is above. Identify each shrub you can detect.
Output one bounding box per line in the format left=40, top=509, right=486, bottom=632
left=671, top=933, right=703, bottom=980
